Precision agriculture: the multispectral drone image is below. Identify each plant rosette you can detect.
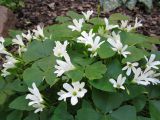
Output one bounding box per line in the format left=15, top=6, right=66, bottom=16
left=0, top=10, right=160, bottom=120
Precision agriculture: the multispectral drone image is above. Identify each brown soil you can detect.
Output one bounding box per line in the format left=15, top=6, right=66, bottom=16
left=15, top=0, right=160, bottom=38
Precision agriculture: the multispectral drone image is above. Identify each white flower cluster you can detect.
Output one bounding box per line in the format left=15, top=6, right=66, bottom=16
left=26, top=83, right=45, bottom=113
left=53, top=40, right=75, bottom=77
left=77, top=29, right=105, bottom=57
left=53, top=41, right=87, bottom=106
left=109, top=54, right=160, bottom=90
left=57, top=81, right=87, bottom=105
left=120, top=17, right=142, bottom=32
left=107, top=32, right=131, bottom=58
left=0, top=25, right=46, bottom=77
left=0, top=37, right=18, bottom=77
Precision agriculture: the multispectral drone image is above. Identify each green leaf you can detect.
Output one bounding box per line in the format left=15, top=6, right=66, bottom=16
left=34, top=55, right=57, bottom=86
left=147, top=86, right=160, bottom=99
left=89, top=73, right=115, bottom=92
left=51, top=102, right=74, bottom=120
left=66, top=11, right=83, bottom=19
left=7, top=111, right=23, bottom=120
left=89, top=18, right=105, bottom=25
left=66, top=68, right=84, bottom=82
left=9, top=95, right=33, bottom=111
left=23, top=66, right=44, bottom=87
left=85, top=61, right=107, bottom=80
left=120, top=31, right=147, bottom=46
left=72, top=57, right=94, bottom=67
left=122, top=46, right=149, bottom=63
left=132, top=95, right=147, bottom=112
left=8, top=29, right=22, bottom=38
left=76, top=102, right=102, bottom=120
left=92, top=89, right=123, bottom=113
left=149, top=100, right=160, bottom=120
left=56, top=16, right=71, bottom=23
left=23, top=40, right=54, bottom=63
left=122, top=85, right=146, bottom=101
left=106, top=59, right=122, bottom=79
left=24, top=113, right=39, bottom=120
left=45, top=23, right=79, bottom=41
left=98, top=42, right=116, bottom=59
left=0, top=92, right=7, bottom=105
left=137, top=116, right=151, bottom=120
left=7, top=79, right=28, bottom=92
left=109, top=13, right=130, bottom=21
left=110, top=105, right=137, bottom=120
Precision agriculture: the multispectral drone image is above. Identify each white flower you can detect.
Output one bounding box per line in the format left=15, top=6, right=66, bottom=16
left=104, top=18, right=119, bottom=31
left=88, top=36, right=105, bottom=57
left=134, top=17, right=142, bottom=29
left=53, top=41, right=68, bottom=57
left=3, top=56, right=18, bottom=70
left=22, top=30, right=32, bottom=42
left=0, top=43, right=11, bottom=55
left=107, top=32, right=131, bottom=58
left=12, top=35, right=25, bottom=46
left=82, top=10, right=93, bottom=21
left=119, top=18, right=142, bottom=32
left=77, top=29, right=104, bottom=57
left=133, top=68, right=160, bottom=86
left=0, top=37, right=5, bottom=43
left=57, top=90, right=68, bottom=101
left=26, top=83, right=45, bottom=113
left=12, top=35, right=27, bottom=55
left=0, top=37, right=11, bottom=55
left=98, top=27, right=108, bottom=37
left=58, top=81, right=87, bottom=105
left=109, top=74, right=126, bottom=90
left=54, top=55, right=75, bottom=77
left=122, top=62, right=139, bottom=76
left=120, top=20, right=132, bottom=32
left=68, top=19, right=84, bottom=32
left=120, top=20, right=128, bottom=29
left=145, top=54, right=160, bottom=70
left=77, top=29, right=95, bottom=45
left=1, top=69, right=10, bottom=77
left=33, top=25, right=45, bottom=40
left=1, top=56, right=18, bottom=77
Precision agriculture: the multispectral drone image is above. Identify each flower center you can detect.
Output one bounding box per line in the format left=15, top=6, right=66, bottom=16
left=72, top=91, right=77, bottom=96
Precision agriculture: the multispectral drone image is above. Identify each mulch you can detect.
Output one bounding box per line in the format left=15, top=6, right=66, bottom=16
left=15, top=0, right=160, bottom=38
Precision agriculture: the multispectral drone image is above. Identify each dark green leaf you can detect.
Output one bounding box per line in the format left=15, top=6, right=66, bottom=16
left=76, top=102, right=102, bottom=120
left=149, top=100, right=160, bottom=120
left=122, top=46, right=149, bottom=63
left=132, top=95, right=147, bottom=112
left=51, top=102, right=74, bottom=120
left=92, top=89, right=123, bottom=113
left=7, top=111, right=23, bottom=120
left=23, top=40, right=54, bottom=63
left=98, top=42, right=116, bottom=59
left=9, top=95, right=33, bottom=111
left=85, top=61, right=107, bottom=80
left=23, top=66, right=44, bottom=87
left=66, top=68, right=84, bottom=82
left=120, top=31, right=147, bottom=46
left=110, top=105, right=137, bottom=120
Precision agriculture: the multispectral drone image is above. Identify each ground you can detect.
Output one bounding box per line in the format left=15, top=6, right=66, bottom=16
left=15, top=0, right=160, bottom=37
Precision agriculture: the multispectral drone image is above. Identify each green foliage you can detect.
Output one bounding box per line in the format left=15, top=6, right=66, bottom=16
left=0, top=0, right=24, bottom=10
left=0, top=10, right=160, bottom=120
left=100, top=0, right=153, bottom=12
